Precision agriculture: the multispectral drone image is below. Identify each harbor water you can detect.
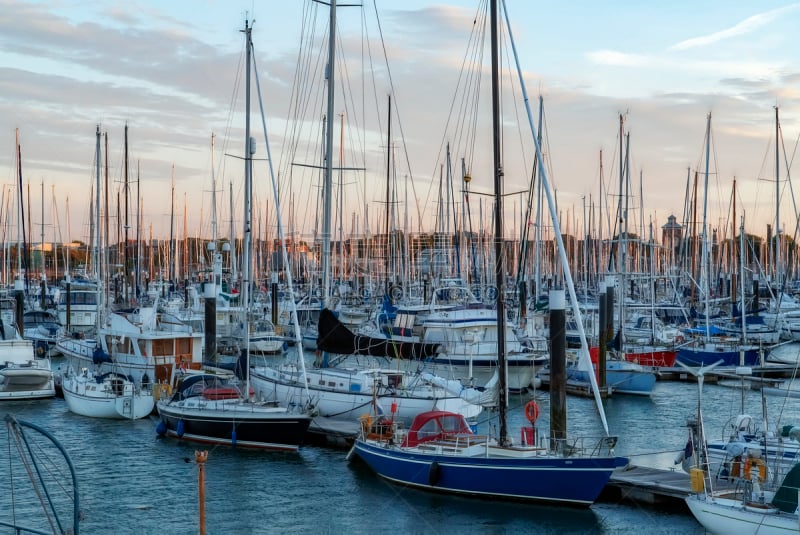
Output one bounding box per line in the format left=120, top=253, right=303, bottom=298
left=4, top=359, right=799, bottom=534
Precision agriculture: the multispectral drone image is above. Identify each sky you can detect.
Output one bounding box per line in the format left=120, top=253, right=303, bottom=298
left=1, top=0, right=799, bottom=248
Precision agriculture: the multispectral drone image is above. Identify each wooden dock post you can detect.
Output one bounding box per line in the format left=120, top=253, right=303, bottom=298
left=196, top=450, right=208, bottom=535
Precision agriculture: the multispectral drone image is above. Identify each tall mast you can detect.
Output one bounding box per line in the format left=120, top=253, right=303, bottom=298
left=385, top=95, right=391, bottom=289
left=183, top=193, right=188, bottom=281
left=701, top=112, right=712, bottom=338
left=94, top=125, right=103, bottom=320
left=124, top=123, right=129, bottom=302
left=489, top=0, right=508, bottom=446
left=169, top=166, right=175, bottom=285
left=40, top=181, right=45, bottom=284
left=321, top=0, right=337, bottom=304
left=775, top=106, right=780, bottom=289
left=229, top=182, right=236, bottom=283
left=104, top=132, right=109, bottom=304
left=616, top=114, right=624, bottom=276
left=15, top=130, right=22, bottom=285
left=211, top=133, right=218, bottom=244
left=241, top=18, right=254, bottom=398
left=136, top=160, right=141, bottom=299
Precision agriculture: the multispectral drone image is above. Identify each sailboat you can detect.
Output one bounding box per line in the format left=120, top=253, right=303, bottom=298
left=156, top=19, right=311, bottom=451
left=1, top=130, right=55, bottom=402
left=251, top=308, right=494, bottom=439
left=677, top=113, right=759, bottom=367
left=59, top=125, right=155, bottom=419
left=683, top=359, right=800, bottom=534
left=348, top=0, right=627, bottom=505
left=62, top=365, right=154, bottom=419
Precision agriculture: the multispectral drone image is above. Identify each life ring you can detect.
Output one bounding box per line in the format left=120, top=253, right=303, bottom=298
left=524, top=400, right=540, bottom=423
left=743, top=457, right=767, bottom=482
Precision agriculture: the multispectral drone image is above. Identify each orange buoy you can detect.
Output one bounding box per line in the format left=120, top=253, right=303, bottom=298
left=524, top=400, right=540, bottom=423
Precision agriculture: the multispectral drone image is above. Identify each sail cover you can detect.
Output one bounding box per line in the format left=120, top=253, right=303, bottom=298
left=317, top=308, right=441, bottom=360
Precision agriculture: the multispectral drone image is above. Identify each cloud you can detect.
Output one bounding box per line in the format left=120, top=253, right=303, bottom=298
left=670, top=3, right=800, bottom=51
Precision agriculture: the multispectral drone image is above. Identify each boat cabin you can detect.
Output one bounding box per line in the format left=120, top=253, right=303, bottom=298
left=402, top=410, right=474, bottom=447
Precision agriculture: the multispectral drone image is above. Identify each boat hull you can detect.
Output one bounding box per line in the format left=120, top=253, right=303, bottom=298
left=62, top=376, right=154, bottom=419
left=157, top=399, right=311, bottom=451
left=677, top=345, right=760, bottom=367
left=250, top=366, right=483, bottom=438
left=621, top=347, right=677, bottom=368
left=0, top=367, right=53, bottom=387
left=686, top=494, right=798, bottom=534
left=352, top=439, right=625, bottom=506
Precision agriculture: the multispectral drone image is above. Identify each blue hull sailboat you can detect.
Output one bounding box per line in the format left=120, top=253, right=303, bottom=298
left=350, top=0, right=626, bottom=506
left=352, top=410, right=626, bottom=505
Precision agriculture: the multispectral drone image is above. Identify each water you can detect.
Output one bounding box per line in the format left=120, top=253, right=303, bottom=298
left=4, top=372, right=798, bottom=534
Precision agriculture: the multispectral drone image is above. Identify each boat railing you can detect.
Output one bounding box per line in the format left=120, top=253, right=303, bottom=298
left=549, top=435, right=619, bottom=458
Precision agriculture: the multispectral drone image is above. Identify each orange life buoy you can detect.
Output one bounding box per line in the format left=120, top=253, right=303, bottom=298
left=743, top=457, right=767, bottom=482
left=524, top=400, right=540, bottom=423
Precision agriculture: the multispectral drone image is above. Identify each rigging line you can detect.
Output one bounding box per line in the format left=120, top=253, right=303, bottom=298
left=9, top=425, right=60, bottom=534
left=372, top=0, right=478, bottom=229
left=6, top=420, right=17, bottom=529
left=779, top=124, right=800, bottom=256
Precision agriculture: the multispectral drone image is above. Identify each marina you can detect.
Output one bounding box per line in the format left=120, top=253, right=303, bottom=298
left=3, top=376, right=753, bottom=534
left=2, top=1, right=800, bottom=534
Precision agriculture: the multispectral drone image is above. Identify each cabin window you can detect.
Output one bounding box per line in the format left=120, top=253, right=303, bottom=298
left=416, top=420, right=441, bottom=441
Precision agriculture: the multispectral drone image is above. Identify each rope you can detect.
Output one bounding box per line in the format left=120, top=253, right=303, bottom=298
left=9, top=422, right=60, bottom=534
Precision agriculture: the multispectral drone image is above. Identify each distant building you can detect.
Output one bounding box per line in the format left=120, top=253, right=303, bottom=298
left=661, top=215, right=683, bottom=250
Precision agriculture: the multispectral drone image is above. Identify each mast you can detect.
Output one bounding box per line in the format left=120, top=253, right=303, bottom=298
left=732, top=177, right=737, bottom=304
left=503, top=0, right=610, bottom=433
left=533, top=96, right=543, bottom=302
left=124, top=123, right=129, bottom=303
left=15, top=130, right=23, bottom=290
left=241, top=18, right=254, bottom=398
left=690, top=169, right=698, bottom=306
left=775, top=106, right=780, bottom=290
left=104, top=132, right=109, bottom=305
left=229, top=182, right=236, bottom=283
left=701, top=112, right=712, bottom=339
left=489, top=0, right=508, bottom=446
left=94, top=125, right=103, bottom=323
left=183, top=193, right=188, bottom=282
left=321, top=0, right=337, bottom=305
left=136, top=160, right=141, bottom=299
left=385, top=95, right=391, bottom=290
left=339, top=111, right=345, bottom=286
left=169, top=166, right=175, bottom=286
left=40, top=181, right=45, bottom=291
left=211, top=133, right=218, bottom=244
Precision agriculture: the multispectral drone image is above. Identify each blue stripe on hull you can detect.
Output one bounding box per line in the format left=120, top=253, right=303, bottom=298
left=353, top=441, right=622, bottom=505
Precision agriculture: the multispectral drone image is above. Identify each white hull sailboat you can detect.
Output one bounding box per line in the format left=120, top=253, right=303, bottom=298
left=250, top=362, right=492, bottom=438
left=686, top=462, right=800, bottom=534
left=62, top=366, right=154, bottom=419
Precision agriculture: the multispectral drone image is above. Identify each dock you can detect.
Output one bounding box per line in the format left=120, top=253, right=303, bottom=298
left=602, top=464, right=734, bottom=506
left=657, top=364, right=796, bottom=386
